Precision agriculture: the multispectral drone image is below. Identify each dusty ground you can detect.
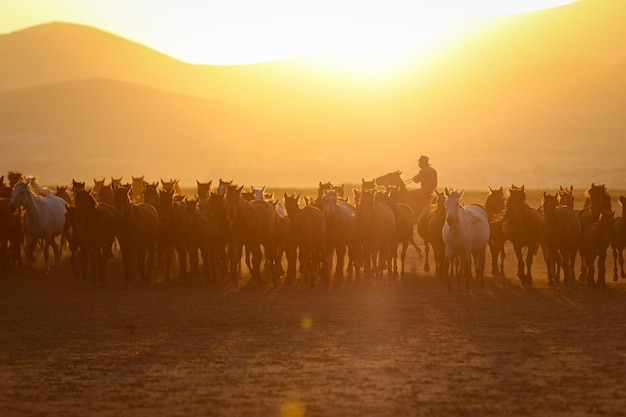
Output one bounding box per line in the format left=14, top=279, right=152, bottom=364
left=2, top=243, right=626, bottom=417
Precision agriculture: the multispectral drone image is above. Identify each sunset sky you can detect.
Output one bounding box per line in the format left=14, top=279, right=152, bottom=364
left=2, top=0, right=575, bottom=69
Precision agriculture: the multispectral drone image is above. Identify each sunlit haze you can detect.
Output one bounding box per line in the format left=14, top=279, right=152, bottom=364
left=2, top=0, right=575, bottom=67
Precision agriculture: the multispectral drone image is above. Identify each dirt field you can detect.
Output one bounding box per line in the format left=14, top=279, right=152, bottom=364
left=2, top=242, right=626, bottom=417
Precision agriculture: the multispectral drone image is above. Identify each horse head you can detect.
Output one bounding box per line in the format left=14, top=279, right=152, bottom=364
left=361, top=178, right=376, bottom=193
left=217, top=178, right=233, bottom=196
left=113, top=184, right=133, bottom=217
left=250, top=185, right=266, bottom=200
left=71, top=179, right=86, bottom=194
left=542, top=192, right=559, bottom=215
left=586, top=183, right=611, bottom=218
left=444, top=188, right=464, bottom=227
left=557, top=185, right=574, bottom=209
left=8, top=180, right=30, bottom=212
left=374, top=171, right=403, bottom=188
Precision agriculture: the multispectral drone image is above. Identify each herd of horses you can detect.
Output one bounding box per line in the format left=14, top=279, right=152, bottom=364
left=1, top=169, right=625, bottom=292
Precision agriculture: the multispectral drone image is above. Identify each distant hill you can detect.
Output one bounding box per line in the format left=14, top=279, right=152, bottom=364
left=1, top=0, right=625, bottom=189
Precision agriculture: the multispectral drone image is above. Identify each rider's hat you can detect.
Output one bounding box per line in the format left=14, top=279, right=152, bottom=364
left=417, top=155, right=429, bottom=165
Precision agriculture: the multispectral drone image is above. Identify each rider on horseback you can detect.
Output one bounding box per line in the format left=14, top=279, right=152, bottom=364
left=413, top=155, right=438, bottom=201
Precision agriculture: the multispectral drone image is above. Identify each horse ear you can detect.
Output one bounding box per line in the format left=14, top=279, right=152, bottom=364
left=296, top=193, right=301, bottom=201
left=444, top=187, right=449, bottom=196
left=521, top=185, right=525, bottom=191
left=459, top=189, right=464, bottom=198
left=284, top=192, right=288, bottom=200
left=569, top=185, right=573, bottom=193
left=250, top=185, right=254, bottom=191
left=489, top=187, right=493, bottom=193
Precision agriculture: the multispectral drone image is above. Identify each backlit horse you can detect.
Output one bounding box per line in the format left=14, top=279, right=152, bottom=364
left=417, top=190, right=446, bottom=276
left=9, top=179, right=67, bottom=274
left=611, top=195, right=626, bottom=281
left=131, top=175, right=146, bottom=203
left=156, top=189, right=190, bottom=281
left=503, top=185, right=545, bottom=288
left=442, top=188, right=490, bottom=289
left=0, top=197, right=23, bottom=271
left=375, top=170, right=434, bottom=224
left=74, top=189, right=117, bottom=286
left=284, top=193, right=327, bottom=286
left=578, top=183, right=612, bottom=281
left=541, top=192, right=581, bottom=288
left=581, top=209, right=614, bottom=289
left=113, top=185, right=159, bottom=287
left=355, top=189, right=396, bottom=280
left=224, top=184, right=277, bottom=286
left=485, top=186, right=506, bottom=277
left=321, top=189, right=359, bottom=280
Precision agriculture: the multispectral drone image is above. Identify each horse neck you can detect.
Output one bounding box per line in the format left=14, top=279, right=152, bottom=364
left=22, top=188, right=45, bottom=223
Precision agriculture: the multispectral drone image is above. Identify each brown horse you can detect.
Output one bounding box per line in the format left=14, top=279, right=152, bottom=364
left=541, top=192, right=581, bottom=288
left=557, top=185, right=575, bottom=209
left=375, top=170, right=434, bottom=224
left=417, top=191, right=446, bottom=276
left=98, top=183, right=115, bottom=206
left=578, top=183, right=612, bottom=281
left=503, top=185, right=545, bottom=288
left=611, top=195, right=626, bottom=281
left=0, top=198, right=23, bottom=271
left=92, top=178, right=105, bottom=199
left=284, top=193, right=327, bottom=286
left=131, top=176, right=146, bottom=203
left=581, top=209, right=614, bottom=289
left=321, top=189, right=360, bottom=280
left=143, top=182, right=159, bottom=209
left=196, top=180, right=212, bottom=209
left=184, top=199, right=218, bottom=282
left=63, top=206, right=80, bottom=278
left=156, top=189, right=190, bottom=281
left=376, top=190, right=421, bottom=278
left=113, top=185, right=159, bottom=287
left=224, top=185, right=277, bottom=286
left=74, top=189, right=117, bottom=286
left=355, top=189, right=396, bottom=280
left=485, top=186, right=506, bottom=277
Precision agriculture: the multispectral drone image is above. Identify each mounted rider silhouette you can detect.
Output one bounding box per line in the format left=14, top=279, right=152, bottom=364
left=412, top=155, right=438, bottom=202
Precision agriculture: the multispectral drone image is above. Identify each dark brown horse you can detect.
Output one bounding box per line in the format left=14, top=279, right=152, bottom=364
left=284, top=193, right=327, bottom=286
left=225, top=185, right=277, bottom=286
left=503, top=185, right=545, bottom=288
left=143, top=182, right=159, bottom=209
left=581, top=209, right=614, bottom=289
left=611, top=195, right=626, bottom=281
left=557, top=185, right=575, bottom=209
left=417, top=191, right=446, bottom=277
left=376, top=190, right=421, bottom=278
left=0, top=197, right=23, bottom=271
left=485, top=186, right=506, bottom=277
left=321, top=189, right=360, bottom=280
left=184, top=198, right=219, bottom=282
left=74, top=189, right=117, bottom=286
left=541, top=192, right=581, bottom=288
left=113, top=185, right=159, bottom=287
left=355, top=189, right=396, bottom=280
left=196, top=180, right=212, bottom=209
left=578, top=183, right=612, bottom=281
left=55, top=185, right=73, bottom=206
left=156, top=189, right=190, bottom=281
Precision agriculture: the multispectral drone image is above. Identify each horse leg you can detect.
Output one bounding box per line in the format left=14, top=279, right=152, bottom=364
left=513, top=243, right=526, bottom=286
left=617, top=247, right=626, bottom=278
left=176, top=242, right=188, bottom=279
left=423, top=239, right=431, bottom=273
left=474, top=248, right=485, bottom=287
left=598, top=251, right=608, bottom=289
left=334, top=245, right=346, bottom=280
left=613, top=247, right=619, bottom=282
left=524, top=244, right=535, bottom=288
left=400, top=241, right=408, bottom=277
left=585, top=254, right=596, bottom=288
left=50, top=237, right=60, bottom=274
left=498, top=242, right=506, bottom=277
left=250, top=244, right=263, bottom=285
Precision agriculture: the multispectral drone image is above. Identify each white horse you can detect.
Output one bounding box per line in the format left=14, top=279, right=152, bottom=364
left=25, top=175, right=54, bottom=197
left=442, top=188, right=490, bottom=289
left=9, top=179, right=67, bottom=274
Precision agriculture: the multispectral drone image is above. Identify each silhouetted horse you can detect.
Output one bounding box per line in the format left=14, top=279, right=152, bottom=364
left=375, top=170, right=434, bottom=224
left=284, top=193, right=327, bottom=286
left=74, top=189, right=117, bottom=286
left=418, top=191, right=446, bottom=276
left=442, top=188, right=490, bottom=289
left=205, top=191, right=231, bottom=280
left=71, top=179, right=86, bottom=195
left=578, top=183, right=612, bottom=281
left=143, top=182, right=159, bottom=209
left=156, top=189, right=190, bottom=281
left=541, top=192, right=581, bottom=288
left=55, top=186, right=73, bottom=206
left=113, top=185, right=159, bottom=287
left=196, top=180, right=212, bottom=209
left=581, top=209, right=614, bottom=289
left=93, top=178, right=105, bottom=199
left=0, top=197, right=23, bottom=271
left=131, top=175, right=146, bottom=203
left=98, top=183, right=115, bottom=206
left=557, top=185, right=575, bottom=209
left=376, top=190, right=421, bottom=277
left=225, top=184, right=277, bottom=286
left=184, top=199, right=218, bottom=282
left=321, top=189, right=359, bottom=280
left=355, top=189, right=396, bottom=280
left=9, top=179, right=67, bottom=274
left=503, top=185, right=545, bottom=288
left=611, top=195, right=626, bottom=281
left=485, top=187, right=506, bottom=277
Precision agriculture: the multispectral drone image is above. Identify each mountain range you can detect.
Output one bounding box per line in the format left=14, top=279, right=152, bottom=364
left=1, top=0, right=625, bottom=190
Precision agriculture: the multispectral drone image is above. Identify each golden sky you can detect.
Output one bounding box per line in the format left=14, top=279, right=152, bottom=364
left=2, top=0, right=575, bottom=69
